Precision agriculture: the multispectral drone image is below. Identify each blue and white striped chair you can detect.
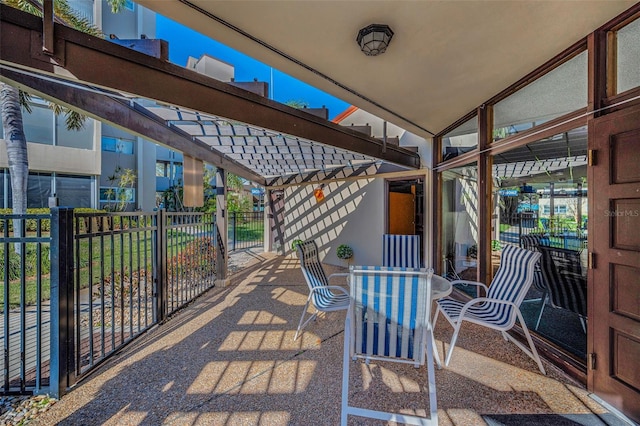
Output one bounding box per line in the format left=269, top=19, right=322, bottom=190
left=433, top=244, right=546, bottom=374
left=341, top=266, right=437, bottom=425
left=382, top=234, right=421, bottom=268
left=294, top=240, right=350, bottom=341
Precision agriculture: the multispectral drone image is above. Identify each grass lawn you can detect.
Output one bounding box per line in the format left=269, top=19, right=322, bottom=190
left=1, top=229, right=200, bottom=310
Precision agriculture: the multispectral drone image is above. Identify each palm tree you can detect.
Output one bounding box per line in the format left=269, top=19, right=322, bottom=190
left=0, top=0, right=124, bottom=251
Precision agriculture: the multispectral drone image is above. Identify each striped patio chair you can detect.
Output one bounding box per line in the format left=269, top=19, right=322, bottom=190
left=382, top=234, right=421, bottom=268
left=341, top=266, right=437, bottom=425
left=433, top=244, right=546, bottom=374
left=520, top=234, right=550, bottom=330
left=537, top=246, right=587, bottom=332
left=294, top=240, right=350, bottom=341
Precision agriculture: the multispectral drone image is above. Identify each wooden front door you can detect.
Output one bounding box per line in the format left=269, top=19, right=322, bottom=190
left=389, top=191, right=415, bottom=235
left=589, top=105, right=640, bottom=423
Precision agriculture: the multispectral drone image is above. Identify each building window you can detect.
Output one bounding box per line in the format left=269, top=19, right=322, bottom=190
left=27, top=172, right=53, bottom=208
left=102, top=137, right=134, bottom=154
left=56, top=174, right=93, bottom=208
left=0, top=169, right=7, bottom=209
left=493, top=51, right=588, bottom=141
left=440, top=116, right=478, bottom=162
left=56, top=117, right=94, bottom=149
left=492, top=125, right=587, bottom=360
left=156, top=161, right=168, bottom=177
left=100, top=187, right=135, bottom=203
left=441, top=163, right=478, bottom=282
left=124, top=0, right=135, bottom=11
left=22, top=102, right=54, bottom=145
left=616, top=16, right=640, bottom=94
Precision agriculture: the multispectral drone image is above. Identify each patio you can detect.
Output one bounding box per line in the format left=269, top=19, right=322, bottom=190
left=32, top=249, right=626, bottom=426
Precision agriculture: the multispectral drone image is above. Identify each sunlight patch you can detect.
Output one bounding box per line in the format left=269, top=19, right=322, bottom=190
left=218, top=330, right=319, bottom=351
left=165, top=411, right=290, bottom=425
left=187, top=360, right=315, bottom=395
left=238, top=310, right=287, bottom=325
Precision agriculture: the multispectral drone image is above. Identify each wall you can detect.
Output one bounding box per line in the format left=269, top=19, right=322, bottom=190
left=283, top=178, right=384, bottom=266
left=0, top=141, right=100, bottom=176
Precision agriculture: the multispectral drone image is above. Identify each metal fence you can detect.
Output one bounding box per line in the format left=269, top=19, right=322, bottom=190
left=228, top=211, right=264, bottom=251
left=0, top=209, right=220, bottom=396
left=0, top=212, right=51, bottom=394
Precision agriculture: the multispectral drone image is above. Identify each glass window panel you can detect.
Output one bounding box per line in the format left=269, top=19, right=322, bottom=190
left=0, top=169, right=6, bottom=209
left=156, top=162, right=167, bottom=177
left=493, top=51, right=588, bottom=141
left=68, top=0, right=94, bottom=24
left=56, top=117, right=94, bottom=149
left=23, top=103, right=54, bottom=145
left=441, top=117, right=478, bottom=162
left=441, top=163, right=478, bottom=284
left=56, top=174, right=92, bottom=208
left=27, top=173, right=52, bottom=208
left=617, top=17, right=640, bottom=94
left=101, top=137, right=134, bottom=154
left=492, top=125, right=587, bottom=360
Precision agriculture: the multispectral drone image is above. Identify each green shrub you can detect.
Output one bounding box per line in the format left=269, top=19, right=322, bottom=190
left=336, top=244, right=353, bottom=260
left=0, top=244, right=50, bottom=281
left=0, top=208, right=51, bottom=232
left=291, top=239, right=303, bottom=252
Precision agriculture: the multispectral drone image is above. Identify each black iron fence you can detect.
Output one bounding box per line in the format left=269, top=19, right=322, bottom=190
left=0, top=209, right=222, bottom=397
left=0, top=212, right=51, bottom=394
left=228, top=211, right=264, bottom=251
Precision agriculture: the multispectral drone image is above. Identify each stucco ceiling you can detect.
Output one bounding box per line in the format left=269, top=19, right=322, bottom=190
left=136, top=0, right=636, bottom=139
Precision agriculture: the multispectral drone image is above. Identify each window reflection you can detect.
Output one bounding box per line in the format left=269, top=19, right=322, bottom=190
left=441, top=117, right=478, bottom=162
left=492, top=126, right=587, bottom=360
left=441, top=163, right=478, bottom=282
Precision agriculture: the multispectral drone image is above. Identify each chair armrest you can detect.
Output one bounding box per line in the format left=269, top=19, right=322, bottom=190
left=458, top=297, right=518, bottom=317
left=449, top=279, right=489, bottom=293
left=309, top=285, right=349, bottom=297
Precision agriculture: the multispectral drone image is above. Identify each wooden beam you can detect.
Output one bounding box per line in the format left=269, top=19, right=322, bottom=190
left=0, top=67, right=266, bottom=184
left=0, top=5, right=420, bottom=169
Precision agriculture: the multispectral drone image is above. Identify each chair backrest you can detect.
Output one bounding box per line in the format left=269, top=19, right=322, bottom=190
left=382, top=234, right=421, bottom=268
left=487, top=244, right=542, bottom=308
left=519, top=234, right=549, bottom=293
left=349, top=266, right=431, bottom=363
left=538, top=246, right=587, bottom=317
left=297, top=239, right=329, bottom=290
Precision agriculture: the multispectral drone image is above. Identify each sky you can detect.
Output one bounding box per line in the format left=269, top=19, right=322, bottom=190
left=156, top=16, right=350, bottom=120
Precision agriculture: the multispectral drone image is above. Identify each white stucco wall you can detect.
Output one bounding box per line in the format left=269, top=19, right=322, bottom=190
left=0, top=141, right=101, bottom=175
left=283, top=178, right=385, bottom=267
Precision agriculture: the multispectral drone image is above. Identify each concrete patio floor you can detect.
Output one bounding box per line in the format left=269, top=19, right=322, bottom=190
left=33, top=249, right=630, bottom=426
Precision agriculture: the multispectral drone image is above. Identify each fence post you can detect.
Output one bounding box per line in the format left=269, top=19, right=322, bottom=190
left=232, top=212, right=237, bottom=252
left=154, top=210, right=166, bottom=322
left=49, top=207, right=75, bottom=398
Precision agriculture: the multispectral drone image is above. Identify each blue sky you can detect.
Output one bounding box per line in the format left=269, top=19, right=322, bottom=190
left=156, top=16, right=350, bottom=120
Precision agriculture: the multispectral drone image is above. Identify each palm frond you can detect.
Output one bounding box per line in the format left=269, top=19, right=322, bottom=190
left=106, top=0, right=126, bottom=14
left=64, top=109, right=86, bottom=130
left=18, top=90, right=33, bottom=113
left=1, top=0, right=42, bottom=16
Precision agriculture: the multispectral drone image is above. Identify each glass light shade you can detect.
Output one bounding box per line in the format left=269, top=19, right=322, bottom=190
left=356, top=24, right=394, bottom=56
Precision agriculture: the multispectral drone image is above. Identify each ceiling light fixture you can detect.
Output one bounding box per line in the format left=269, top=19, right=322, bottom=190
left=356, top=24, right=394, bottom=56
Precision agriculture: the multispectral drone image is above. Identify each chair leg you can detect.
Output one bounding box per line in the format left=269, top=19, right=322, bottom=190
left=425, top=328, right=438, bottom=422
left=431, top=307, right=443, bottom=369
left=340, top=317, right=352, bottom=426
left=579, top=316, right=587, bottom=334
left=294, top=299, right=316, bottom=341
left=534, top=293, right=548, bottom=331
left=444, top=320, right=463, bottom=367
left=506, top=310, right=546, bottom=375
